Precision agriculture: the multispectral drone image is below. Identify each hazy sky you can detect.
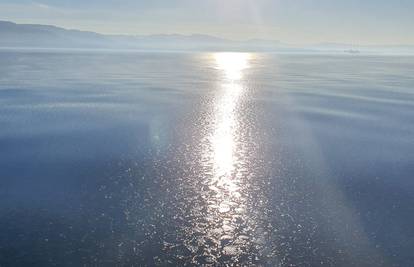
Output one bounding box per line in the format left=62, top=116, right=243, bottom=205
left=0, top=0, right=413, bottom=45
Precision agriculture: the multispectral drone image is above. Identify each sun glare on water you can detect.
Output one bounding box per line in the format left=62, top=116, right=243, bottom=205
left=186, top=52, right=257, bottom=262
left=209, top=53, right=251, bottom=194
left=214, top=52, right=251, bottom=81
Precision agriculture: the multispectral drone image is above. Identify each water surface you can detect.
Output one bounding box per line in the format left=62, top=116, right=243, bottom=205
left=0, top=51, right=414, bottom=266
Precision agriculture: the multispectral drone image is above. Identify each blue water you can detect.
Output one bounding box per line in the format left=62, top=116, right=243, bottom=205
left=0, top=50, right=413, bottom=266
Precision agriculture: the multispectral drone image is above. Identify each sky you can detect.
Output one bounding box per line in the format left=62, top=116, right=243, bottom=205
left=0, top=0, right=413, bottom=45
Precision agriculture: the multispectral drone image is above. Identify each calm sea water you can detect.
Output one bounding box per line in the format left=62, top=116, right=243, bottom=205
left=0, top=51, right=413, bottom=266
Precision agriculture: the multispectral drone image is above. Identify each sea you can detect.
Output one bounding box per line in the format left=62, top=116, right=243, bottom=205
left=0, top=50, right=413, bottom=266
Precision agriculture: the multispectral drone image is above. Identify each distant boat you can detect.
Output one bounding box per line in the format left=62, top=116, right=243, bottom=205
left=344, top=49, right=360, bottom=54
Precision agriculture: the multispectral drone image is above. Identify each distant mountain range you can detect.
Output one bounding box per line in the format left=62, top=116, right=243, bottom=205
left=1, top=20, right=413, bottom=54
left=0, top=20, right=289, bottom=51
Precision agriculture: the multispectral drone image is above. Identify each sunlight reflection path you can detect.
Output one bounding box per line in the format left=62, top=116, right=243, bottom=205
left=210, top=53, right=250, bottom=195
left=189, top=53, right=256, bottom=263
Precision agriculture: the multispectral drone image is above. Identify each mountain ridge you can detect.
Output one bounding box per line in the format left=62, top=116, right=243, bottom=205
left=1, top=20, right=413, bottom=53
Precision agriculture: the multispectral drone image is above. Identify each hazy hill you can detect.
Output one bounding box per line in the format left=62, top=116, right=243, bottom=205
left=0, top=21, right=109, bottom=48
left=1, top=21, right=413, bottom=54
left=0, top=20, right=297, bottom=51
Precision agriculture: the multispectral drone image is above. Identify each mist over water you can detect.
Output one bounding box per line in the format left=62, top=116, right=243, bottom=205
left=0, top=51, right=414, bottom=266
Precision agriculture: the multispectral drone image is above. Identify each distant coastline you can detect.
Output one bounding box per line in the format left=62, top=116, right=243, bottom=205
left=1, top=21, right=414, bottom=54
